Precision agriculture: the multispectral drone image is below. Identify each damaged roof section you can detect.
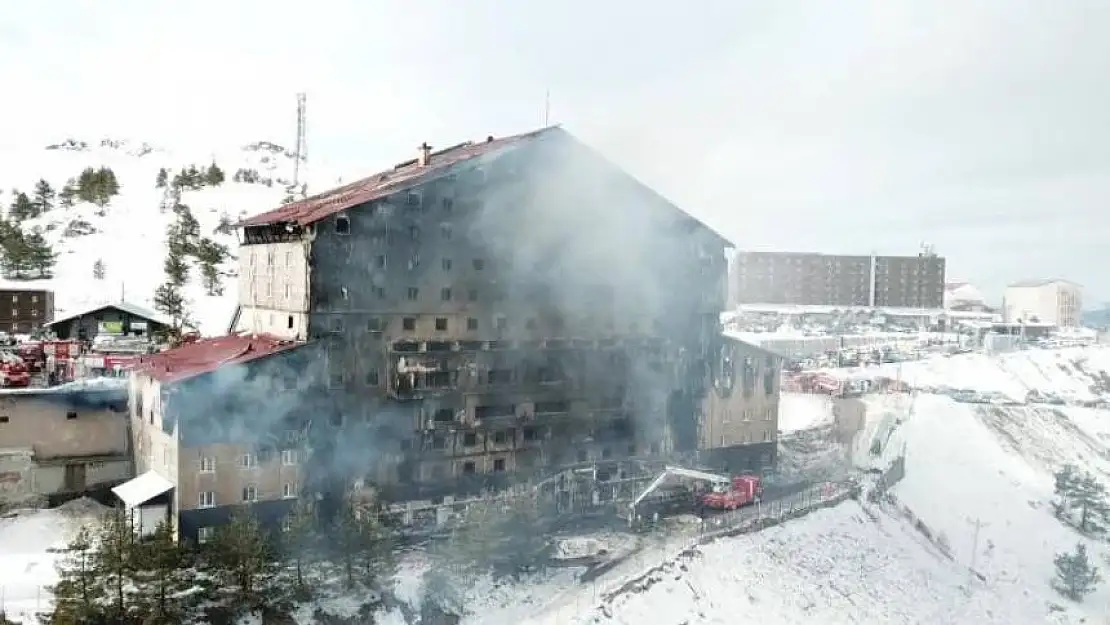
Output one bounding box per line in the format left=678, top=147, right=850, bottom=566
left=133, top=334, right=305, bottom=384
left=237, top=127, right=555, bottom=228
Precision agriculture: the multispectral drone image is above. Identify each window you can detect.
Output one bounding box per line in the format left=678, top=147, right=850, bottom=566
left=441, top=287, right=452, bottom=301
left=406, top=191, right=422, bottom=207
left=466, top=317, right=478, bottom=331
left=287, top=315, right=294, bottom=329
left=198, top=526, right=215, bottom=544
left=284, top=283, right=292, bottom=298
left=409, top=226, right=421, bottom=242
left=368, top=317, right=384, bottom=334
left=285, top=251, right=292, bottom=266
left=535, top=401, right=568, bottom=414
left=523, top=427, right=538, bottom=441
left=468, top=288, right=478, bottom=302
left=462, top=461, right=476, bottom=474
left=442, top=198, right=454, bottom=212
left=441, top=223, right=452, bottom=240
left=493, top=458, right=506, bottom=472
left=495, top=315, right=507, bottom=331
left=0, top=415, right=8, bottom=424
left=463, top=433, right=477, bottom=447
left=198, top=491, right=215, bottom=508
left=442, top=258, right=453, bottom=271
left=408, top=254, right=421, bottom=270
left=341, top=287, right=349, bottom=300
left=433, top=408, right=454, bottom=423
left=375, top=255, right=387, bottom=269
left=200, top=457, right=215, bottom=473
left=242, top=485, right=258, bottom=502
left=336, top=215, right=351, bottom=235
left=281, top=449, right=298, bottom=466
left=240, top=453, right=257, bottom=469
left=435, top=317, right=448, bottom=331
left=373, top=286, right=385, bottom=299
left=407, top=287, right=419, bottom=301
left=66, top=411, right=77, bottom=420
left=330, top=317, right=343, bottom=333
left=402, top=317, right=416, bottom=331
left=473, top=258, right=485, bottom=271
left=367, top=369, right=380, bottom=386
left=493, top=430, right=508, bottom=444
left=282, top=482, right=297, bottom=498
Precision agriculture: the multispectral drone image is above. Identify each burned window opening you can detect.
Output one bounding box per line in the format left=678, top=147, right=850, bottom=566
left=427, top=341, right=452, bottom=352
left=335, top=215, right=351, bottom=235
left=462, top=461, right=476, bottom=474
left=493, top=458, right=506, bottom=472
left=463, top=432, right=477, bottom=447
left=434, top=318, right=448, bottom=331
left=402, top=318, right=416, bottom=332
left=433, top=408, right=454, bottom=423
left=535, top=400, right=568, bottom=414
left=493, top=430, right=509, bottom=444
left=475, top=404, right=514, bottom=419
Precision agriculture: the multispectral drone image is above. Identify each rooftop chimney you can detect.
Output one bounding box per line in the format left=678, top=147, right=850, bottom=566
left=418, top=142, right=433, bottom=166
left=486, top=135, right=494, bottom=143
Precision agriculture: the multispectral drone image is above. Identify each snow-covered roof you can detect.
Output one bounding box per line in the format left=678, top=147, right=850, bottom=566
left=1007, top=278, right=1082, bottom=289
left=45, top=300, right=173, bottom=329
left=111, top=470, right=174, bottom=508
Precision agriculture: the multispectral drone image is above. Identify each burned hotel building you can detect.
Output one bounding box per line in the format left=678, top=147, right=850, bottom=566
left=129, top=126, right=748, bottom=539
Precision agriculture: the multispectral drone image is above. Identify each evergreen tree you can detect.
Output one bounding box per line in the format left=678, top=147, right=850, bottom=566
left=131, top=521, right=191, bottom=621
left=1053, top=542, right=1101, bottom=602
left=93, top=258, right=106, bottom=280
left=58, top=179, right=78, bottom=209
left=32, top=179, right=55, bottom=216
left=281, top=498, right=319, bottom=596
left=155, top=167, right=169, bottom=189
left=1053, top=465, right=1110, bottom=534
left=153, top=281, right=188, bottom=337
left=94, top=508, right=137, bottom=622
left=164, top=248, right=189, bottom=287
left=206, top=507, right=277, bottom=609
left=46, top=525, right=103, bottom=624
left=76, top=166, right=120, bottom=207
left=8, top=191, right=33, bottom=221
left=214, top=212, right=234, bottom=235
left=205, top=162, right=226, bottom=186
left=24, top=229, right=57, bottom=278
left=194, top=237, right=229, bottom=296
left=0, top=226, right=31, bottom=278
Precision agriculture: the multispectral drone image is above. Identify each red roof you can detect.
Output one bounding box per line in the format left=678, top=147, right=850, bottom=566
left=238, top=127, right=556, bottom=228
left=133, top=334, right=303, bottom=384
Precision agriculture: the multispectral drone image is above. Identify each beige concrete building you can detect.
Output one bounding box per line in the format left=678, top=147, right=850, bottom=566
left=0, top=385, right=131, bottom=507
left=1003, top=279, right=1083, bottom=328
left=698, top=335, right=781, bottom=471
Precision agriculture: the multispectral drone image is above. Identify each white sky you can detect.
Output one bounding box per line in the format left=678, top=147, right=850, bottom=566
left=3, top=0, right=1109, bottom=304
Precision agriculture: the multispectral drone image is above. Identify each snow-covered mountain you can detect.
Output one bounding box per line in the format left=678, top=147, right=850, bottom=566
left=0, top=137, right=322, bottom=334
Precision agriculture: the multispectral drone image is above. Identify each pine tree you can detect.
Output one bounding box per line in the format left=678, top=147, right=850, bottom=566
left=0, top=226, right=31, bottom=278
left=205, top=162, right=226, bottom=186
left=1053, top=465, right=1110, bottom=534
left=153, top=282, right=188, bottom=337
left=8, top=191, right=33, bottom=221
left=94, top=508, right=137, bottom=622
left=131, top=521, right=191, bottom=621
left=1053, top=542, right=1101, bottom=602
left=194, top=237, right=229, bottom=296
left=207, top=507, right=277, bottom=609
left=281, top=499, right=319, bottom=596
left=59, top=179, right=78, bottom=209
left=23, top=229, right=57, bottom=278
left=155, top=167, right=169, bottom=188
left=92, top=258, right=106, bottom=280
left=46, top=525, right=104, bottom=624
left=32, top=179, right=55, bottom=216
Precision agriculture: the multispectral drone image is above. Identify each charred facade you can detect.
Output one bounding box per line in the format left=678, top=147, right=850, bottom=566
left=230, top=127, right=732, bottom=506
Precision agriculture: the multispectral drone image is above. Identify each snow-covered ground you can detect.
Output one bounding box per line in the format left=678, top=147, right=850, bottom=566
left=0, top=138, right=334, bottom=335
left=778, top=393, right=835, bottom=434
left=0, top=499, right=107, bottom=624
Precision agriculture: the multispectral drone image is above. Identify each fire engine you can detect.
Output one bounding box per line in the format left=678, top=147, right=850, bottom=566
left=698, top=474, right=763, bottom=511
left=0, top=352, right=31, bottom=387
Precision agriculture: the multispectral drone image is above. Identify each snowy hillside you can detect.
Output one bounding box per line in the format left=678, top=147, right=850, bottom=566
left=0, top=137, right=322, bottom=334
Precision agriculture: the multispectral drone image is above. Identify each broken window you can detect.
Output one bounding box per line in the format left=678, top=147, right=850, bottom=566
left=442, top=258, right=453, bottom=271
left=523, top=427, right=538, bottom=441
left=493, top=458, right=506, bottom=472
left=335, top=215, right=350, bottom=235
left=463, top=433, right=477, bottom=447
left=368, top=317, right=384, bottom=334
left=493, top=430, right=508, bottom=444
left=462, top=461, right=476, bottom=474
left=407, top=287, right=419, bottom=301
left=433, top=408, right=453, bottom=423
left=475, top=404, right=514, bottom=419
left=402, top=317, right=416, bottom=331
left=440, top=287, right=452, bottom=301
left=535, top=401, right=568, bottom=414
left=435, top=317, right=448, bottom=331
left=66, top=411, right=78, bottom=420
left=330, top=317, right=343, bottom=333
left=472, top=258, right=485, bottom=271
left=466, top=317, right=478, bottom=331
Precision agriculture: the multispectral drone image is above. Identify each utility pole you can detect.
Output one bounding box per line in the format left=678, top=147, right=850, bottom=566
left=967, top=516, right=985, bottom=592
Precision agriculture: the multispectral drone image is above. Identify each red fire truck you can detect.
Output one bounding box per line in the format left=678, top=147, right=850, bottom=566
left=0, top=352, right=31, bottom=387
left=699, top=474, right=763, bottom=511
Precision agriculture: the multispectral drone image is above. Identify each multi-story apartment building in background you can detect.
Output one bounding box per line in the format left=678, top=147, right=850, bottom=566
left=729, top=249, right=946, bottom=309
left=0, top=288, right=53, bottom=334
left=124, top=126, right=776, bottom=541
left=1003, top=279, right=1083, bottom=328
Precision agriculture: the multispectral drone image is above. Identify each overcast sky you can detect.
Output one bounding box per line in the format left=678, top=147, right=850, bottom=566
left=2, top=0, right=1108, bottom=305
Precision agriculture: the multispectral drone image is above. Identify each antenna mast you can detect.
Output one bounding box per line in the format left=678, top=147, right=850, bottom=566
left=543, top=90, right=551, bottom=126
left=293, top=93, right=307, bottom=197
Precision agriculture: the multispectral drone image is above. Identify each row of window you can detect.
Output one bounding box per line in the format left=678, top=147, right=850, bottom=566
left=198, top=450, right=298, bottom=473
left=196, top=481, right=297, bottom=509
left=333, top=191, right=458, bottom=236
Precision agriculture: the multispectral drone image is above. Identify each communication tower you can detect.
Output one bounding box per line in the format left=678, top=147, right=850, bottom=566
left=293, top=93, right=307, bottom=196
